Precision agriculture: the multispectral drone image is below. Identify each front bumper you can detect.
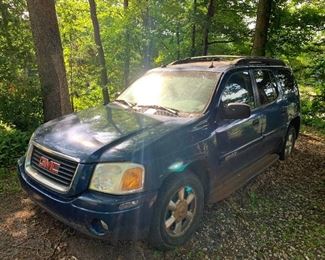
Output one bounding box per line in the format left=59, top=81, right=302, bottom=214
left=17, top=157, right=157, bottom=240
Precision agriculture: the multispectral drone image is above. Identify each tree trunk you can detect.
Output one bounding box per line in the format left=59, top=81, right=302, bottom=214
left=176, top=23, right=180, bottom=60
left=88, top=0, right=110, bottom=104
left=26, top=0, right=72, bottom=122
left=203, top=0, right=216, bottom=55
left=251, top=0, right=272, bottom=56
left=191, top=0, right=197, bottom=56
left=123, top=0, right=130, bottom=88
left=143, top=5, right=153, bottom=70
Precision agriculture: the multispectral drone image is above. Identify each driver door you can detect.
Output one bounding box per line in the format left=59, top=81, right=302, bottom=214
left=211, top=69, right=263, bottom=200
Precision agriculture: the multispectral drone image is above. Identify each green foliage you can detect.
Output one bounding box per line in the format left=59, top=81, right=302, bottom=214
left=0, top=127, right=31, bottom=168
left=268, top=0, right=325, bottom=56
left=300, top=86, right=325, bottom=131
left=293, top=47, right=325, bottom=131
left=267, top=0, right=325, bottom=131
left=55, top=0, right=259, bottom=112
left=56, top=0, right=104, bottom=111
left=0, top=0, right=43, bottom=130
left=0, top=82, right=42, bottom=131
left=0, top=0, right=324, bottom=132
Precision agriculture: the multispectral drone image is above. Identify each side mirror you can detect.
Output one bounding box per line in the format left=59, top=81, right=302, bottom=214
left=223, top=103, right=251, bottom=119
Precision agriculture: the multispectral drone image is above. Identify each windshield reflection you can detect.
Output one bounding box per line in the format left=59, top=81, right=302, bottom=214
left=118, top=71, right=220, bottom=115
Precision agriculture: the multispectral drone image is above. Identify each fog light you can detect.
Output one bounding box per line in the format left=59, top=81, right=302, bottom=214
left=91, top=219, right=109, bottom=235
left=100, top=220, right=109, bottom=231
left=119, top=199, right=139, bottom=210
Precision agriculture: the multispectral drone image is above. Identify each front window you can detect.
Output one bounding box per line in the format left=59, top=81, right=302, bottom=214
left=117, top=71, right=220, bottom=116
left=221, top=70, right=255, bottom=109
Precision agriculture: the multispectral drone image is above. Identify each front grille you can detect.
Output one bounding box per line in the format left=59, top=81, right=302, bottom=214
left=30, top=146, right=78, bottom=187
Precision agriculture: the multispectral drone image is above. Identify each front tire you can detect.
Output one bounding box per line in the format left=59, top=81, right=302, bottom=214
left=280, top=126, right=296, bottom=160
left=148, top=172, right=204, bottom=250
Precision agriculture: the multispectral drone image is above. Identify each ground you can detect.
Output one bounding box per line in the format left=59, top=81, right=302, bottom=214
left=0, top=133, right=324, bottom=259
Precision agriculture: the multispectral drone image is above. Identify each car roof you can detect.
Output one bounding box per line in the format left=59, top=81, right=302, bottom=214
left=150, top=55, right=288, bottom=73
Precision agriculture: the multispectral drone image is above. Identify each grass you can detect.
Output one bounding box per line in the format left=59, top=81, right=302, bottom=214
left=0, top=168, right=21, bottom=194
left=301, top=124, right=325, bottom=137
left=299, top=84, right=325, bottom=134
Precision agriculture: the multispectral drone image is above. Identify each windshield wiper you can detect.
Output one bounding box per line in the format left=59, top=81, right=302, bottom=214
left=114, top=99, right=135, bottom=108
left=136, top=104, right=179, bottom=116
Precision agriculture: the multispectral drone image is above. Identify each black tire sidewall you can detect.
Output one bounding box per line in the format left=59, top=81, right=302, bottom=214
left=149, top=172, right=204, bottom=250
left=280, top=126, right=296, bottom=160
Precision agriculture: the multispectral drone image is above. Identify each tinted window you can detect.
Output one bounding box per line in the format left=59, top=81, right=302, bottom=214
left=253, top=69, right=278, bottom=105
left=221, top=70, right=255, bottom=108
left=274, top=68, right=297, bottom=94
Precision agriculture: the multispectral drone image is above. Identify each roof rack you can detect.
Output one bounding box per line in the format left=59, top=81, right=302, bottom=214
left=170, top=55, right=243, bottom=65
left=235, top=57, right=286, bottom=66
left=169, top=55, right=285, bottom=67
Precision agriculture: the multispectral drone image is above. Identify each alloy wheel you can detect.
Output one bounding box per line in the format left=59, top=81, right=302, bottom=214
left=164, top=186, right=197, bottom=237
left=285, top=131, right=294, bottom=157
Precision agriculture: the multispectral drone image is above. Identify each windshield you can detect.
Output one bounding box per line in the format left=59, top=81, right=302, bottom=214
left=118, top=71, right=220, bottom=115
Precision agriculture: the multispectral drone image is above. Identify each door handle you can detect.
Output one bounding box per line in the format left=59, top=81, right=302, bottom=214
left=252, top=119, right=260, bottom=126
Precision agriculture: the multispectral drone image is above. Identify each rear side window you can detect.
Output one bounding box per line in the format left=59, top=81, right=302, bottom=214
left=253, top=69, right=279, bottom=105
left=221, top=70, right=255, bottom=108
left=274, top=68, right=297, bottom=94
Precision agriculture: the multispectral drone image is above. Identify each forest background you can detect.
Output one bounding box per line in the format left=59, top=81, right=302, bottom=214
left=0, top=0, right=324, bottom=167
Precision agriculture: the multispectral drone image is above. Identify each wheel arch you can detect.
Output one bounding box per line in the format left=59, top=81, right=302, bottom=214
left=160, top=159, right=211, bottom=204
left=186, top=160, right=210, bottom=203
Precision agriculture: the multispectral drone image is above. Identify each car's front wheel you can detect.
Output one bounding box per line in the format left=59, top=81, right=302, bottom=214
left=149, top=172, right=204, bottom=250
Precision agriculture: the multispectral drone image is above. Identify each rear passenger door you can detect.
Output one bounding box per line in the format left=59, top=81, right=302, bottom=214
left=251, top=69, right=287, bottom=155
left=273, top=68, right=300, bottom=123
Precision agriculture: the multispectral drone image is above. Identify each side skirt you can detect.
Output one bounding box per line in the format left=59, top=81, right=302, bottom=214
left=209, top=154, right=279, bottom=203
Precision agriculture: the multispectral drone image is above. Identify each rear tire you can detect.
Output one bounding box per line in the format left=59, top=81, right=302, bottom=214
left=148, top=172, right=204, bottom=250
left=280, top=126, right=296, bottom=160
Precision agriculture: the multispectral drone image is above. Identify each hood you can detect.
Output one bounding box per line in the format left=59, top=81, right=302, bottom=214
left=33, top=104, right=189, bottom=162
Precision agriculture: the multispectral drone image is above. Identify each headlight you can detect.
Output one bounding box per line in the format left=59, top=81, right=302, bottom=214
left=25, top=133, right=35, bottom=167
left=27, top=133, right=35, bottom=150
left=89, top=163, right=145, bottom=195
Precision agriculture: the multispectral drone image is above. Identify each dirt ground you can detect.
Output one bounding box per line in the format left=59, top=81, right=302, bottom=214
left=0, top=133, right=324, bottom=259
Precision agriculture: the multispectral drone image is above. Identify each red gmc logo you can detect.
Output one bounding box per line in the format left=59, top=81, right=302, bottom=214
left=39, top=156, right=60, bottom=174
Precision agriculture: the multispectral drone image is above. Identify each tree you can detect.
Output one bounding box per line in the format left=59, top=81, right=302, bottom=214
left=143, top=4, right=153, bottom=70
left=26, top=0, right=72, bottom=122
left=191, top=0, right=197, bottom=56
left=251, top=0, right=272, bottom=56
left=123, top=0, right=130, bottom=88
left=0, top=0, right=42, bottom=130
left=88, top=0, right=110, bottom=104
left=203, top=0, right=216, bottom=55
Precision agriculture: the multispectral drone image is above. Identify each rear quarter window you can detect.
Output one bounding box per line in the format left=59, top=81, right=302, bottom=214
left=253, top=69, right=279, bottom=105
left=274, top=68, right=298, bottom=95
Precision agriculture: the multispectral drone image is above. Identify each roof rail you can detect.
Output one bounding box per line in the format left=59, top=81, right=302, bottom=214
left=169, top=55, right=285, bottom=67
left=235, top=57, right=286, bottom=66
left=170, top=55, right=243, bottom=65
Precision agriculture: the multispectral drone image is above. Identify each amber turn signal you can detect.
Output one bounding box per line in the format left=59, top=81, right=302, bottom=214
left=121, top=167, right=144, bottom=191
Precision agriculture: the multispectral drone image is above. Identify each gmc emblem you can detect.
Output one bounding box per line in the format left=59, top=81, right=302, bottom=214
left=39, top=156, right=60, bottom=174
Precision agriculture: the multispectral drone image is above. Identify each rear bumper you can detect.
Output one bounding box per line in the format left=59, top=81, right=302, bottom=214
left=17, top=157, right=157, bottom=240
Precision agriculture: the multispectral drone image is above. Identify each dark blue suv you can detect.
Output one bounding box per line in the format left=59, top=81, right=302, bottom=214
left=18, top=56, right=300, bottom=249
